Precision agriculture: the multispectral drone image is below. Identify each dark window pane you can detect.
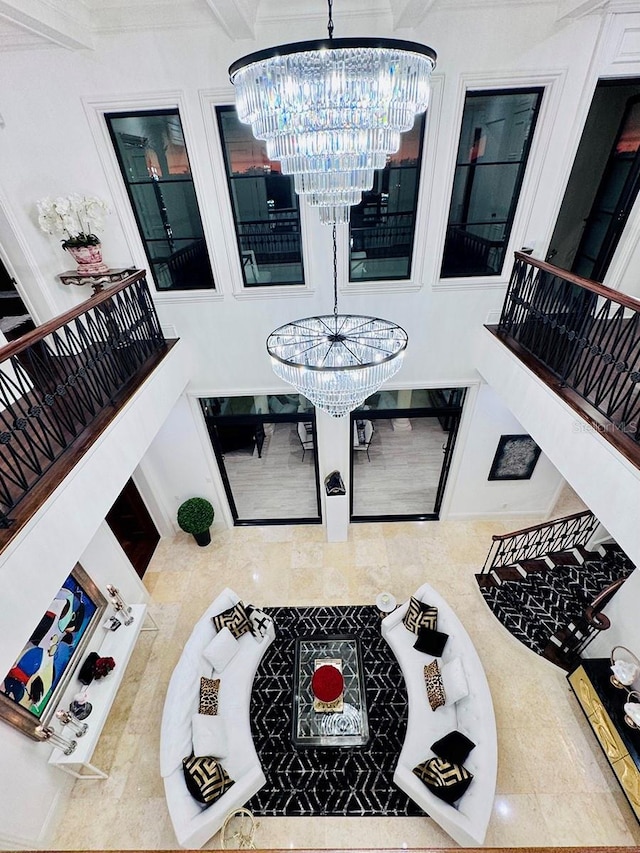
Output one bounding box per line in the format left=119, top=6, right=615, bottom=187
left=349, top=115, right=425, bottom=281
left=216, top=106, right=304, bottom=287
left=106, top=109, right=215, bottom=291
left=441, top=89, right=543, bottom=278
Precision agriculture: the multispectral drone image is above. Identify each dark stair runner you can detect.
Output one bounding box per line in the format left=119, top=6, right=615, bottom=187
left=477, top=543, right=635, bottom=670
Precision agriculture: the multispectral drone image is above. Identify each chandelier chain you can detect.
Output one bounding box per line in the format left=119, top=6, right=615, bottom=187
left=332, top=225, right=338, bottom=319
left=327, top=0, right=334, bottom=39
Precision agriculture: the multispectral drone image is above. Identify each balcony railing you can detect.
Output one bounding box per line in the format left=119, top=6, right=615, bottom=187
left=496, top=252, right=640, bottom=453
left=0, top=270, right=166, bottom=531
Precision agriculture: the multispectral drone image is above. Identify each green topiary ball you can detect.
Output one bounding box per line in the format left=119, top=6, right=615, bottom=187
left=177, top=497, right=214, bottom=534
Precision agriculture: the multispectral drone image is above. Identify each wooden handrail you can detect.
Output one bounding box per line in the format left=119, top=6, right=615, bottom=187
left=0, top=268, right=146, bottom=362
left=489, top=509, right=594, bottom=542
left=513, top=251, right=640, bottom=314
left=584, top=576, right=628, bottom=630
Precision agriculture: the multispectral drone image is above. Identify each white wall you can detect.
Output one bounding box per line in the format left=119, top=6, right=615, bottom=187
left=447, top=383, right=564, bottom=518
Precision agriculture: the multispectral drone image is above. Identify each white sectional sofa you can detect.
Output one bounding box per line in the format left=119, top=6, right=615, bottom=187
left=381, top=582, right=497, bottom=847
left=160, top=588, right=274, bottom=849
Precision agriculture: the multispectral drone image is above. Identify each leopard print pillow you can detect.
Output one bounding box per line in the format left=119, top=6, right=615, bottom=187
left=424, top=660, right=446, bottom=710
left=199, top=676, right=220, bottom=715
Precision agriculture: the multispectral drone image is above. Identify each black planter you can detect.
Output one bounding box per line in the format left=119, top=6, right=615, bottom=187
left=193, top=529, right=211, bottom=547
left=77, top=651, right=99, bottom=686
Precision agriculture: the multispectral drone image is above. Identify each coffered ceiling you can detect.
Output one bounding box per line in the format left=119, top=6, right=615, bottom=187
left=0, top=0, right=617, bottom=51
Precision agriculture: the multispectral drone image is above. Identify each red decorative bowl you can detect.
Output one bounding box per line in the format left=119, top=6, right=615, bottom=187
left=312, top=664, right=344, bottom=702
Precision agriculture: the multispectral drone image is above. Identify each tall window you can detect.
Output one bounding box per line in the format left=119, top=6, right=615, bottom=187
left=216, top=106, right=304, bottom=287
left=441, top=88, right=543, bottom=278
left=349, top=114, right=425, bottom=281
left=106, top=109, right=215, bottom=291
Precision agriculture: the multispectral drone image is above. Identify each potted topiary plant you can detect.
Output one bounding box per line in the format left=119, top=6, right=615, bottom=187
left=177, top=497, right=215, bottom=546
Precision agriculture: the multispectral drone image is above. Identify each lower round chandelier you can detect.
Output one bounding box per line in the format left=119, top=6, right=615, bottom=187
left=267, top=313, right=407, bottom=418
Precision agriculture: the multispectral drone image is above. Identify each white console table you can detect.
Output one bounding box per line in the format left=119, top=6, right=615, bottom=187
left=48, top=603, right=153, bottom=779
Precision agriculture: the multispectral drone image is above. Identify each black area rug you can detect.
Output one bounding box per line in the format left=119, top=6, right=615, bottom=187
left=246, top=604, right=424, bottom=817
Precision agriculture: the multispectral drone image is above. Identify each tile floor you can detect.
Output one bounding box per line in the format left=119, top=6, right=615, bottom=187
left=51, top=514, right=640, bottom=849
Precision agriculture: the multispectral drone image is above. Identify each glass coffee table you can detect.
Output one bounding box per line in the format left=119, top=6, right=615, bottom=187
left=292, top=634, right=369, bottom=748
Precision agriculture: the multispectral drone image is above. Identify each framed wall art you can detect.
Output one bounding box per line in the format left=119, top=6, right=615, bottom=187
left=488, top=434, right=542, bottom=481
left=0, top=564, right=106, bottom=739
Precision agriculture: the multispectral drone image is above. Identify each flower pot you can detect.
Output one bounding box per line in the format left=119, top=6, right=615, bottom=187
left=65, top=243, right=109, bottom=276
left=193, top=529, right=211, bottom=547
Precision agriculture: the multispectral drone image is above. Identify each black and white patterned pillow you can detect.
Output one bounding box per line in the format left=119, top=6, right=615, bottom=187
left=211, top=601, right=251, bottom=639
left=423, top=660, right=446, bottom=710
left=403, top=596, right=438, bottom=633
left=183, top=754, right=235, bottom=805
left=412, top=756, right=473, bottom=804
left=245, top=603, right=272, bottom=638
left=199, top=676, right=220, bottom=715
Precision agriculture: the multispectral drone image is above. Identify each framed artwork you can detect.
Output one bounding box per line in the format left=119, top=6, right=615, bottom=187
left=0, top=564, right=106, bottom=739
left=488, top=434, right=541, bottom=481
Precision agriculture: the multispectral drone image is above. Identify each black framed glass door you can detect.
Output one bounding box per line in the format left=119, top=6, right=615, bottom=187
left=200, top=395, right=321, bottom=525
left=350, top=388, right=465, bottom=521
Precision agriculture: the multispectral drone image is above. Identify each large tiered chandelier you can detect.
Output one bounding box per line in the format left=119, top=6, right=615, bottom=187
left=266, top=228, right=408, bottom=417
left=229, top=1, right=436, bottom=225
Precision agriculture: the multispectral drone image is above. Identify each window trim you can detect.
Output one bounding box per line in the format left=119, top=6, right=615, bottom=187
left=432, top=70, right=567, bottom=291
left=83, top=90, right=224, bottom=303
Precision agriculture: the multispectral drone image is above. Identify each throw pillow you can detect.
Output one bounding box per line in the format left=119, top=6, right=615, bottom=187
left=203, top=627, right=239, bottom=673
left=431, top=730, right=476, bottom=766
left=211, top=601, right=251, bottom=639
left=412, top=756, right=473, bottom=804
left=182, top=755, right=235, bottom=806
left=199, top=676, right=220, bottom=715
left=245, top=603, right=272, bottom=639
left=414, top=626, right=449, bottom=657
left=403, top=596, right=438, bottom=634
left=423, top=660, right=446, bottom=710
left=192, top=713, right=228, bottom=759
left=441, top=657, right=469, bottom=705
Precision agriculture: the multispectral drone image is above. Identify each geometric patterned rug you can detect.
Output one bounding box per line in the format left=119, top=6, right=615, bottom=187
left=246, top=604, right=424, bottom=817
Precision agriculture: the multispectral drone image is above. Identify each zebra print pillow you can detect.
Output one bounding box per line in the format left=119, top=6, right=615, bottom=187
left=211, top=601, right=251, bottom=639
left=182, top=754, right=235, bottom=806
left=412, top=756, right=474, bottom=804
left=402, top=596, right=438, bottom=633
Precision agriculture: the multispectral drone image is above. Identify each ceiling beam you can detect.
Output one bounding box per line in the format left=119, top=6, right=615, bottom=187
left=0, top=0, right=93, bottom=49
left=391, top=0, right=437, bottom=30
left=556, top=0, right=608, bottom=21
left=202, top=0, right=258, bottom=40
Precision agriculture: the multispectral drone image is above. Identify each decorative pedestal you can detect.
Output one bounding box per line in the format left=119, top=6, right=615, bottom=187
left=58, top=267, right=138, bottom=296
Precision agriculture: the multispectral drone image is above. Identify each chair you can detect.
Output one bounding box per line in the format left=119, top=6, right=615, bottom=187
left=353, top=419, right=374, bottom=461
left=297, top=422, right=314, bottom=461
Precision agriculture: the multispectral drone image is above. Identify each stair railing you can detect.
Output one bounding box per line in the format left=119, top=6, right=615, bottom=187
left=561, top=576, right=628, bottom=662
left=481, top=509, right=599, bottom=574
left=0, top=270, right=165, bottom=528
left=497, top=252, right=640, bottom=446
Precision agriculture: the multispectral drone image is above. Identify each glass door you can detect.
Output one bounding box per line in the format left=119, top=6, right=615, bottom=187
left=350, top=388, right=465, bottom=521
left=200, top=395, right=321, bottom=525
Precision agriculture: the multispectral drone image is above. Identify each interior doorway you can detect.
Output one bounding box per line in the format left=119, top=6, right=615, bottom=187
left=547, top=78, right=640, bottom=282
left=106, top=478, right=160, bottom=578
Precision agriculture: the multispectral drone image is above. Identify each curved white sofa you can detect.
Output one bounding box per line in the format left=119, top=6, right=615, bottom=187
left=160, top=588, right=274, bottom=849
left=381, top=582, right=497, bottom=847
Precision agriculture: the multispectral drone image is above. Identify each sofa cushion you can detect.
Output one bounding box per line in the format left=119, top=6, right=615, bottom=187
left=199, top=676, right=220, bottom=715
left=431, top=730, right=476, bottom=765
left=203, top=627, right=239, bottom=673
left=403, top=596, right=438, bottom=633
left=245, top=604, right=271, bottom=639
left=192, top=714, right=228, bottom=759
left=413, top=756, right=473, bottom=804
left=441, top=657, right=469, bottom=705
left=212, top=601, right=251, bottom=639
left=414, top=627, right=449, bottom=657
left=182, top=755, right=235, bottom=806
left=424, top=660, right=446, bottom=710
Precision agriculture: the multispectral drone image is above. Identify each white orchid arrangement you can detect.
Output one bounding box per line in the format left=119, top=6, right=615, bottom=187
left=36, top=194, right=111, bottom=249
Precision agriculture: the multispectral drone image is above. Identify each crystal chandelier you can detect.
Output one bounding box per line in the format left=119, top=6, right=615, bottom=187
left=266, top=228, right=407, bottom=417
left=229, top=1, right=436, bottom=225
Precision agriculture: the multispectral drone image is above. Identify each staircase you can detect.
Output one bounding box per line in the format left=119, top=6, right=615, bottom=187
left=477, top=512, right=636, bottom=670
